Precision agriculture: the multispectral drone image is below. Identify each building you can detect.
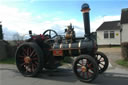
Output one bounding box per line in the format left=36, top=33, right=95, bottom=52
left=121, top=8, right=128, bottom=43
left=96, top=8, right=128, bottom=46
left=96, top=21, right=121, bottom=45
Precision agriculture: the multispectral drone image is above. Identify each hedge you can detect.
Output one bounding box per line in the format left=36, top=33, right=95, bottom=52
left=121, top=42, right=128, bottom=60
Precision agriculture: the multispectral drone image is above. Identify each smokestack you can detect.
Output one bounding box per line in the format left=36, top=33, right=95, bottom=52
left=81, top=3, right=91, bottom=36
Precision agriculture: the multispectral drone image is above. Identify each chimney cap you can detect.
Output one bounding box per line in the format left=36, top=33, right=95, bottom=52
left=81, top=3, right=90, bottom=12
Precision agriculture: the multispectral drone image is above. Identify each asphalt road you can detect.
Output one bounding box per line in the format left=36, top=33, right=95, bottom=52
left=1, top=48, right=128, bottom=85
left=0, top=64, right=128, bottom=85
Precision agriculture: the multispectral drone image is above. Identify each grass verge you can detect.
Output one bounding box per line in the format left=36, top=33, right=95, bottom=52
left=0, top=57, right=73, bottom=65
left=0, top=57, right=15, bottom=64
left=116, top=59, right=128, bottom=68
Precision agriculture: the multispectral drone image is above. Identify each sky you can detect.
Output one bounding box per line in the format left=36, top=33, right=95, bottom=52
left=0, top=0, right=128, bottom=40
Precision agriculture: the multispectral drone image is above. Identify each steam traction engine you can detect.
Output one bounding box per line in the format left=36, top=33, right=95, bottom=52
left=15, top=3, right=109, bottom=82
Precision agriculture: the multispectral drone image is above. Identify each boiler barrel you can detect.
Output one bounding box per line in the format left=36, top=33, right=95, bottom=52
left=52, top=40, right=94, bottom=56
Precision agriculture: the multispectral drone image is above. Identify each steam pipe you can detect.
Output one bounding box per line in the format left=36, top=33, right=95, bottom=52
left=81, top=3, right=91, bottom=36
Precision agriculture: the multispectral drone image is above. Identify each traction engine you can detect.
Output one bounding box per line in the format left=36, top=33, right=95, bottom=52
left=15, top=3, right=109, bottom=82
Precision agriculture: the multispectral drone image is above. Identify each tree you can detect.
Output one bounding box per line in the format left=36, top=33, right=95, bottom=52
left=13, top=32, right=25, bottom=46
left=13, top=32, right=24, bottom=41
left=0, top=23, right=3, bottom=40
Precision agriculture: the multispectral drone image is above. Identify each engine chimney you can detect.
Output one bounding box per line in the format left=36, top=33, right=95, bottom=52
left=81, top=3, right=91, bottom=36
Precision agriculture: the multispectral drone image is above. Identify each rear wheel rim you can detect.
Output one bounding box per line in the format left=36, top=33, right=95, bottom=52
left=16, top=45, right=40, bottom=76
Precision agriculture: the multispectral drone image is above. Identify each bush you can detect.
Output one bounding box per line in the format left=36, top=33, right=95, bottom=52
left=0, top=57, right=15, bottom=64
left=121, top=42, right=128, bottom=60
left=116, top=59, right=128, bottom=67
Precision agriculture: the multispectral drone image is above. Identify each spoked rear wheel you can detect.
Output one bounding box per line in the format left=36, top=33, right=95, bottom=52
left=73, top=55, right=98, bottom=83
left=15, top=42, right=43, bottom=77
left=95, top=51, right=109, bottom=74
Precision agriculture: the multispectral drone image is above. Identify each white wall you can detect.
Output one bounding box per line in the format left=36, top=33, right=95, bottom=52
left=97, top=30, right=120, bottom=45
left=122, top=24, right=128, bottom=42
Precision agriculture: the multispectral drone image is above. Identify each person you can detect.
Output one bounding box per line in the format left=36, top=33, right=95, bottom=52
left=65, top=23, right=76, bottom=43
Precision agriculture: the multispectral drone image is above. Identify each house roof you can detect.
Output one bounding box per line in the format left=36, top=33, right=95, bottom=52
left=96, top=21, right=121, bottom=31
left=121, top=8, right=128, bottom=24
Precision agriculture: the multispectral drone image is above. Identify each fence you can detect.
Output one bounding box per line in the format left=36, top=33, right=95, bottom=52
left=0, top=40, right=17, bottom=60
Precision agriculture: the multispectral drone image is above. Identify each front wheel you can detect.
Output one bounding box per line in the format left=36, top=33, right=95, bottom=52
left=73, top=55, right=99, bottom=83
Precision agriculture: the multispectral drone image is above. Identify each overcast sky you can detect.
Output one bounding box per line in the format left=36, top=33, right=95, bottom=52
left=0, top=0, right=128, bottom=40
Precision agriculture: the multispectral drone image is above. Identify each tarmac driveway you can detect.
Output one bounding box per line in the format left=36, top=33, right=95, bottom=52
left=0, top=47, right=128, bottom=85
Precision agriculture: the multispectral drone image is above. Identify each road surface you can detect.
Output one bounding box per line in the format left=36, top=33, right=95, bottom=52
left=1, top=48, right=128, bottom=85
left=0, top=64, right=128, bottom=85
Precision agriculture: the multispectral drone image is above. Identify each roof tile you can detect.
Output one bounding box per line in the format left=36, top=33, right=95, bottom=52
left=96, top=21, right=121, bottom=31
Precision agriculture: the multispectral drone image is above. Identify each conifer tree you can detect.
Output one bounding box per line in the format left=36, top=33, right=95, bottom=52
left=0, top=23, right=3, bottom=40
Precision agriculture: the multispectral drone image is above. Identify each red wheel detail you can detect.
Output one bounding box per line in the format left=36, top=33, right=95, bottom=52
left=77, top=66, right=82, bottom=69
left=76, top=58, right=94, bottom=80
left=16, top=43, right=43, bottom=77
left=100, top=60, right=105, bottom=62
left=87, top=72, right=89, bottom=79
left=26, top=48, right=30, bottom=56
left=73, top=55, right=98, bottom=82
left=23, top=48, right=27, bottom=56
left=32, top=58, right=38, bottom=60
left=30, top=50, right=35, bottom=57
left=82, top=72, right=85, bottom=78
left=82, top=60, right=84, bottom=65
left=87, top=64, right=94, bottom=71
left=20, top=63, right=25, bottom=67
left=78, top=62, right=82, bottom=66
